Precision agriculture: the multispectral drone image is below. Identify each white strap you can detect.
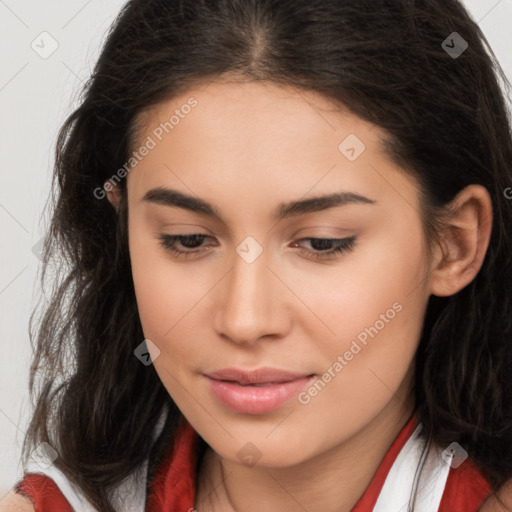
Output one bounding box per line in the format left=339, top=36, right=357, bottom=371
left=373, top=423, right=451, bottom=512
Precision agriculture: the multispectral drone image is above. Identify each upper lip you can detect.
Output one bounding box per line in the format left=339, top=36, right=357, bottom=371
left=205, top=367, right=313, bottom=385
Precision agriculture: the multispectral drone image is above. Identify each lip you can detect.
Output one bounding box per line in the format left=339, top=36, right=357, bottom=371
left=204, top=367, right=315, bottom=414
left=205, top=367, right=312, bottom=384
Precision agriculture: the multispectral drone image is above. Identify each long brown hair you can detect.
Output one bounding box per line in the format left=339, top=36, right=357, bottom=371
left=22, top=0, right=512, bottom=510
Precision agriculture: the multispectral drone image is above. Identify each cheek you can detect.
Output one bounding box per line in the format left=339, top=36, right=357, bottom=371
left=128, top=240, right=204, bottom=401
left=128, top=220, right=209, bottom=359
left=285, top=222, right=428, bottom=352
left=288, top=222, right=429, bottom=414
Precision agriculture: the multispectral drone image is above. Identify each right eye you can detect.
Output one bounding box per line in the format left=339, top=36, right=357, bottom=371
left=157, top=233, right=218, bottom=258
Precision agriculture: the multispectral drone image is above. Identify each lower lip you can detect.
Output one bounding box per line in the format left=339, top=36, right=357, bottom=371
left=206, top=375, right=314, bottom=414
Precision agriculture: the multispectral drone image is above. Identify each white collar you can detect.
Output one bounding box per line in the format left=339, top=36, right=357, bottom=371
left=26, top=415, right=450, bottom=512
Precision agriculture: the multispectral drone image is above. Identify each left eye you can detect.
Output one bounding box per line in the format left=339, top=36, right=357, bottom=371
left=157, top=234, right=357, bottom=260
left=291, top=236, right=357, bottom=260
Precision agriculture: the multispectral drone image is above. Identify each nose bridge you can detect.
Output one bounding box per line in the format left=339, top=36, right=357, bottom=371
left=214, top=238, right=285, bottom=344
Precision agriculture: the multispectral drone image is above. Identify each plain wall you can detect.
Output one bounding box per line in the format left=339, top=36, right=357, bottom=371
left=1, top=0, right=511, bottom=497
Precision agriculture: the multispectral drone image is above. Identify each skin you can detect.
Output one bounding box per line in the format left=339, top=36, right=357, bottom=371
left=480, top=482, right=512, bottom=512
left=0, top=493, right=34, bottom=512
left=95, top=78, right=494, bottom=511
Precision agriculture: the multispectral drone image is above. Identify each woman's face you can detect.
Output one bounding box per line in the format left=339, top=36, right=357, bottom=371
left=125, top=80, right=433, bottom=466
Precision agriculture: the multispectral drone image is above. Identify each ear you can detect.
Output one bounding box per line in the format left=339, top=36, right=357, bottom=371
left=105, top=181, right=123, bottom=213
left=429, top=184, right=493, bottom=297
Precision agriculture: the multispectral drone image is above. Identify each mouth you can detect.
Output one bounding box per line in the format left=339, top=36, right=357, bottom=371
left=204, top=367, right=315, bottom=414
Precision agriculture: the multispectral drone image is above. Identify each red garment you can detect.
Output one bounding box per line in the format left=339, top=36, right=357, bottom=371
left=15, top=415, right=492, bottom=511
left=14, top=473, right=73, bottom=512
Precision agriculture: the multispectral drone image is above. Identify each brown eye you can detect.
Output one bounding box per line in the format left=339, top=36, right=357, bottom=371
left=158, top=234, right=218, bottom=257
left=291, top=237, right=357, bottom=260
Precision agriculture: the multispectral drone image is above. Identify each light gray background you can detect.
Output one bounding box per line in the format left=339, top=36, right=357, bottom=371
left=1, top=0, right=511, bottom=497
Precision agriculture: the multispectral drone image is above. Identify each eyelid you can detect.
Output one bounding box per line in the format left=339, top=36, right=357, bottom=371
left=158, top=222, right=217, bottom=235
left=292, top=225, right=355, bottom=236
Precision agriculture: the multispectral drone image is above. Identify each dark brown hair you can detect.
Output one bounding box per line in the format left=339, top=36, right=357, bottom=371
left=21, top=0, right=512, bottom=510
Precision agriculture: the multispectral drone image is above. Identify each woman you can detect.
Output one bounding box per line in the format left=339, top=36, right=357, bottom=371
left=2, top=0, right=512, bottom=510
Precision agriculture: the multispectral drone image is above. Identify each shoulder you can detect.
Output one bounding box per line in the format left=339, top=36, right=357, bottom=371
left=0, top=491, right=35, bottom=511
left=479, top=479, right=512, bottom=512
left=3, top=473, right=73, bottom=512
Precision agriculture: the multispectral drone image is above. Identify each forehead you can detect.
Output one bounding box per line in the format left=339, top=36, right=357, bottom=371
left=127, top=80, right=420, bottom=218
left=131, top=79, right=387, bottom=152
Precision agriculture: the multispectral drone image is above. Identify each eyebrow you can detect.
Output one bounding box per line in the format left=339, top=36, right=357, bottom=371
left=141, top=186, right=376, bottom=221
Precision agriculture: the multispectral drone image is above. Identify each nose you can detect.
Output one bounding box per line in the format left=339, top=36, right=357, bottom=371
left=213, top=245, right=291, bottom=346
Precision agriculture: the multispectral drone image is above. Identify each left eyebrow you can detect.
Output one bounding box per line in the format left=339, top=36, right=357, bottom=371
left=276, top=191, right=376, bottom=218
left=141, top=186, right=376, bottom=222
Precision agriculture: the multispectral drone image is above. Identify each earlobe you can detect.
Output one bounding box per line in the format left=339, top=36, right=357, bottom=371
left=105, top=181, right=122, bottom=213
left=429, top=185, right=493, bottom=297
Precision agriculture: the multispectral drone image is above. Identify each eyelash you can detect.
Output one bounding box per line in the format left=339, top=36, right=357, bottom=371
left=157, top=234, right=357, bottom=261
